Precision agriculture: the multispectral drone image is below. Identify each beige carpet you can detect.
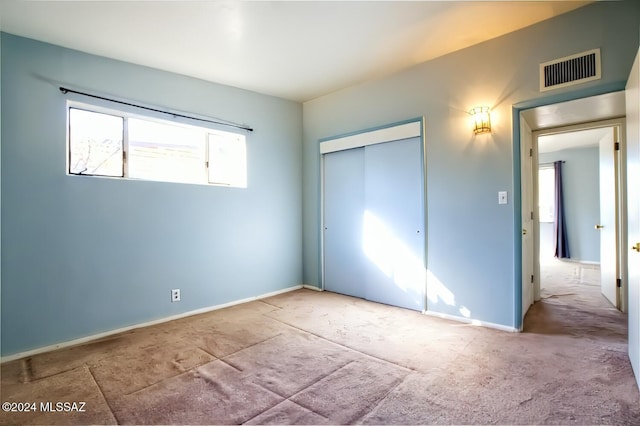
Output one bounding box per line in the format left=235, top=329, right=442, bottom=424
left=1, top=263, right=638, bottom=425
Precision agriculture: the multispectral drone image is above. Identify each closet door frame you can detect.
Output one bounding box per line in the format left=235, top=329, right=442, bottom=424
left=319, top=117, right=427, bottom=308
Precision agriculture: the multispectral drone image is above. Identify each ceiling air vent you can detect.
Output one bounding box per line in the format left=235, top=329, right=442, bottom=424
left=540, top=48, right=601, bottom=92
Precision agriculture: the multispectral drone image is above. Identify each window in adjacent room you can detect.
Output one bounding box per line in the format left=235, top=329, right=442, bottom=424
left=67, top=104, right=247, bottom=188
left=538, top=166, right=555, bottom=223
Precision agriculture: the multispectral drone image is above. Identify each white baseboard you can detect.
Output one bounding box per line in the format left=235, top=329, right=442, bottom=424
left=1, top=284, right=304, bottom=363
left=302, top=284, right=323, bottom=291
left=423, top=310, right=519, bottom=333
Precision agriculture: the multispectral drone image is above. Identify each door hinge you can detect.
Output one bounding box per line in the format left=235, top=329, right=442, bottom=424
left=529, top=148, right=533, bottom=157
left=123, top=150, right=127, bottom=162
left=531, top=211, right=534, bottom=220
left=617, top=278, right=622, bottom=288
left=614, top=142, right=620, bottom=151
left=531, top=274, right=534, bottom=284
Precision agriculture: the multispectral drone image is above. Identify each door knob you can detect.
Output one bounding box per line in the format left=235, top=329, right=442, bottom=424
left=522, top=229, right=527, bottom=236
left=595, top=225, right=604, bottom=230
left=633, top=242, right=640, bottom=252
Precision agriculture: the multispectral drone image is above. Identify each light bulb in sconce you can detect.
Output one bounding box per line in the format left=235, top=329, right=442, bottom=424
left=471, top=106, right=491, bottom=134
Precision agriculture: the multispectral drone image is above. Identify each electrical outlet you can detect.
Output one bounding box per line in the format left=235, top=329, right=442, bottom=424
left=171, top=289, right=181, bottom=302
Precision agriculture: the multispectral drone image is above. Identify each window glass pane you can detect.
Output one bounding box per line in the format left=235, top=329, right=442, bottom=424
left=538, top=167, right=555, bottom=223
left=208, top=131, right=247, bottom=188
left=128, top=118, right=206, bottom=184
left=69, top=108, right=123, bottom=176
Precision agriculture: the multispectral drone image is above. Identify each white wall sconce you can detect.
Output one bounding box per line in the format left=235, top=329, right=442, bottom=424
left=470, top=106, right=491, bottom=134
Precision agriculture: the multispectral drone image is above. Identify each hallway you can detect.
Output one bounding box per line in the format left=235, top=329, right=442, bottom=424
left=529, top=259, right=624, bottom=340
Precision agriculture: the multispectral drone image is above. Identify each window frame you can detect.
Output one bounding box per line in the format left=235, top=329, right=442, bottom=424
left=67, top=107, right=126, bottom=178
left=66, top=100, right=247, bottom=188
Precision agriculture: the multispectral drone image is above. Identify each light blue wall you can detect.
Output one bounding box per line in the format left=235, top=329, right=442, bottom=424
left=302, top=1, right=640, bottom=328
left=539, top=147, right=600, bottom=263
left=1, top=33, right=303, bottom=356
left=0, top=31, right=3, bottom=357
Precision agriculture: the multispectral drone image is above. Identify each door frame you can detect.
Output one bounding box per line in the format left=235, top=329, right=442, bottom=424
left=512, top=85, right=628, bottom=329
left=318, top=117, right=427, bottom=306
left=521, top=116, right=535, bottom=319
left=526, top=119, right=627, bottom=312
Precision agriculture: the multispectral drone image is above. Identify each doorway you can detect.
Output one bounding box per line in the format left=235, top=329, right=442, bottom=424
left=520, top=49, right=640, bottom=389
left=519, top=92, right=627, bottom=320
left=534, top=124, right=623, bottom=310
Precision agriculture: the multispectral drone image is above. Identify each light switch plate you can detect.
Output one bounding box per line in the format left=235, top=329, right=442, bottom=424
left=498, top=191, right=508, bottom=205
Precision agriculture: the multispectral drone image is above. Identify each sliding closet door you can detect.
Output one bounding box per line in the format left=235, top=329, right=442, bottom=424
left=363, top=137, right=425, bottom=311
left=322, top=120, right=425, bottom=311
left=323, top=148, right=366, bottom=298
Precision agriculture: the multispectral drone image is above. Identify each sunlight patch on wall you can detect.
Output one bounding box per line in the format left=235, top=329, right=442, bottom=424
left=426, top=269, right=455, bottom=306
left=459, top=306, right=471, bottom=318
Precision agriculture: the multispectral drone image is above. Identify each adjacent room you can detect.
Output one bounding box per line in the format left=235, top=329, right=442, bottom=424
left=537, top=128, right=607, bottom=304
left=2, top=1, right=640, bottom=424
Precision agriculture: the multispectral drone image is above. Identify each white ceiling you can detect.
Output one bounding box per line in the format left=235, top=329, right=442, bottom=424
left=537, top=127, right=610, bottom=153
left=0, top=1, right=590, bottom=102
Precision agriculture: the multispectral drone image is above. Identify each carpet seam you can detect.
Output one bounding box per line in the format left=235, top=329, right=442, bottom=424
left=195, top=344, right=219, bottom=359
left=123, top=364, right=205, bottom=398
left=238, top=359, right=357, bottom=423
left=236, top=357, right=356, bottom=403
left=118, top=353, right=215, bottom=398
left=112, top=335, right=286, bottom=399
left=216, top=357, right=243, bottom=372
left=263, top=313, right=415, bottom=373
left=241, top=385, right=333, bottom=424
left=218, top=332, right=285, bottom=361
left=87, top=365, right=121, bottom=425
left=282, top=399, right=332, bottom=421
left=352, top=371, right=413, bottom=424
left=257, top=299, right=286, bottom=310
left=283, top=360, right=357, bottom=420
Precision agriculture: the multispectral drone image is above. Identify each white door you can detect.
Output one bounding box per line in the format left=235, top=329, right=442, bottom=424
left=626, top=49, right=640, bottom=386
left=598, top=129, right=619, bottom=308
left=521, top=117, right=535, bottom=317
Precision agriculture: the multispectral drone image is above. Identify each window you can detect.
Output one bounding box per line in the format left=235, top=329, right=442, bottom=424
left=128, top=118, right=206, bottom=184
left=538, top=166, right=555, bottom=223
left=68, top=105, right=247, bottom=187
left=208, top=131, right=247, bottom=187
left=69, top=109, right=124, bottom=177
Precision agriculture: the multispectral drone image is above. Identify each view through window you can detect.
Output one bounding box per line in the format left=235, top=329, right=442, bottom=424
left=68, top=106, right=247, bottom=188
left=538, top=166, right=555, bottom=223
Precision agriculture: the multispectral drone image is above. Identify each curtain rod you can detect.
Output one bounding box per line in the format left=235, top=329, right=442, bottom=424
left=539, top=161, right=566, bottom=166
left=59, top=87, right=253, bottom=132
